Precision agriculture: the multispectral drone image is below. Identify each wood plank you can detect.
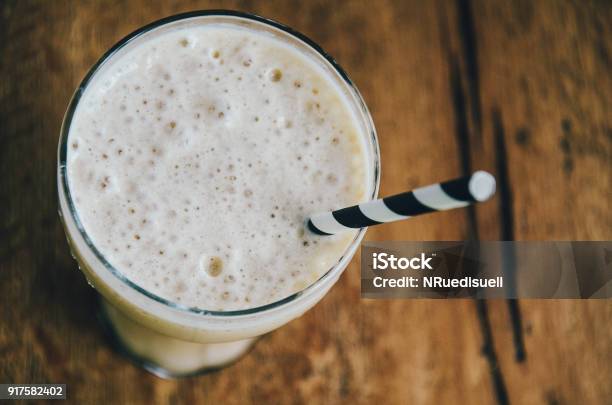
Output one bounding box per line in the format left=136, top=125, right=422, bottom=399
left=0, top=1, right=496, bottom=404
left=466, top=0, right=612, bottom=404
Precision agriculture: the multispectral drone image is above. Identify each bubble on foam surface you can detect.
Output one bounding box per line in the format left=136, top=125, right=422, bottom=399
left=66, top=24, right=368, bottom=311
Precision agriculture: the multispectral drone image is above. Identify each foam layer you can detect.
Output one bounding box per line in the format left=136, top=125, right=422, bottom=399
left=67, top=23, right=368, bottom=310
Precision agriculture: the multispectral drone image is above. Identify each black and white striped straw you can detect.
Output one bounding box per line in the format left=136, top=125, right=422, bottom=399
left=307, top=170, right=496, bottom=235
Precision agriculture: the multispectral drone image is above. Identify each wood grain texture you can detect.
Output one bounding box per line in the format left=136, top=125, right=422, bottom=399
left=470, top=2, right=612, bottom=404
left=0, top=1, right=610, bottom=404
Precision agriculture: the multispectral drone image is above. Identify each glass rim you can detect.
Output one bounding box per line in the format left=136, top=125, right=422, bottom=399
left=58, top=9, right=380, bottom=317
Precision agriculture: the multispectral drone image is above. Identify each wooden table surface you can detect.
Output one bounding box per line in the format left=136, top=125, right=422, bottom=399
left=1, top=1, right=611, bottom=404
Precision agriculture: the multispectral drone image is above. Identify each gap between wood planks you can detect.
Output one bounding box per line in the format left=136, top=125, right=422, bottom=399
left=437, top=0, right=526, bottom=404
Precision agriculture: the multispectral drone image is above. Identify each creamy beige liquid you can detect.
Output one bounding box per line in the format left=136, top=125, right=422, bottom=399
left=67, top=24, right=367, bottom=311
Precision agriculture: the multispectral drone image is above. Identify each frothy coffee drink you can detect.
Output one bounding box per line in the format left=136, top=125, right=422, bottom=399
left=67, top=23, right=368, bottom=311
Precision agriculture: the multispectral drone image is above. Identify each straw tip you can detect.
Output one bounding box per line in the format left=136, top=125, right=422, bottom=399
left=469, top=171, right=496, bottom=201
